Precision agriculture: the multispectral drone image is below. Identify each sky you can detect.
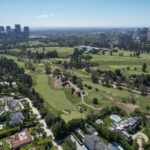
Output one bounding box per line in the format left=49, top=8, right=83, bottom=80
left=1, top=0, right=150, bottom=28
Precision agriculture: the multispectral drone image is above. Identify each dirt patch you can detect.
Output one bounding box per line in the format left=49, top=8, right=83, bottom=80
left=62, top=109, right=70, bottom=115
left=105, top=95, right=139, bottom=113
left=115, top=102, right=139, bottom=113
left=53, top=76, right=62, bottom=89
left=132, top=132, right=149, bottom=150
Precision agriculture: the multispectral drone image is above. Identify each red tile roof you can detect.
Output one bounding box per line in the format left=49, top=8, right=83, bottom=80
left=10, top=128, right=32, bottom=149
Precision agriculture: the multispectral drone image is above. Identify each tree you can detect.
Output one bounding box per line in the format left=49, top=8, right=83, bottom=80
left=142, top=63, right=147, bottom=72
left=72, top=75, right=78, bottom=84
left=45, top=63, right=51, bottom=74
left=144, top=142, right=150, bottom=150
left=146, top=105, right=150, bottom=113
left=93, top=98, right=99, bottom=105
left=102, top=51, right=105, bottom=55
left=91, top=71, right=99, bottom=83
left=53, top=68, right=61, bottom=77
left=110, top=51, right=113, bottom=56
left=51, top=120, right=67, bottom=140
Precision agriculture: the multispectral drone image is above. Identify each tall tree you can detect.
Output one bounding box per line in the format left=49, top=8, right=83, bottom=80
left=142, top=63, right=147, bottom=72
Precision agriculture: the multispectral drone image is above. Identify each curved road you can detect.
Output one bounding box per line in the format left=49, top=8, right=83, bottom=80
left=67, top=81, right=102, bottom=110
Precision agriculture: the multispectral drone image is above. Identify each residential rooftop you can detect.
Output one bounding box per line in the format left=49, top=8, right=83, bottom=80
left=9, top=128, right=33, bottom=149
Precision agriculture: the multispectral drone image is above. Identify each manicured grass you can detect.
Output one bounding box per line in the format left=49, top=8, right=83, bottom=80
left=67, top=69, right=90, bottom=80
left=83, top=79, right=149, bottom=112
left=92, top=51, right=150, bottom=75
left=32, top=73, right=76, bottom=112
left=9, top=47, right=74, bottom=55
left=64, top=89, right=81, bottom=105
left=61, top=111, right=86, bottom=123
left=85, top=92, right=111, bottom=108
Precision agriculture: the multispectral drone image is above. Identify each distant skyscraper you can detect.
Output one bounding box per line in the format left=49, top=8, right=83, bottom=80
left=118, top=33, right=132, bottom=46
left=8, top=29, right=16, bottom=42
left=0, top=24, right=29, bottom=42
left=6, top=26, right=11, bottom=33
left=15, top=24, right=21, bottom=40
left=100, top=33, right=107, bottom=47
left=0, top=26, right=5, bottom=32
left=137, top=28, right=149, bottom=43
left=24, top=26, right=30, bottom=39
left=148, top=31, right=150, bottom=42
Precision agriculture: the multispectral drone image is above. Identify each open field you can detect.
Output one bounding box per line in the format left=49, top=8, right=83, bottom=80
left=0, top=49, right=150, bottom=120
left=32, top=73, right=76, bottom=111
left=9, top=46, right=74, bottom=56
left=31, top=73, right=89, bottom=122
left=84, top=92, right=112, bottom=108
left=92, top=51, right=150, bottom=75
left=83, top=79, right=149, bottom=112
left=61, top=111, right=86, bottom=123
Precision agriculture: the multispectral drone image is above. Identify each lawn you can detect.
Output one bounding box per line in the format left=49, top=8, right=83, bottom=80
left=9, top=47, right=74, bottom=56
left=83, top=79, right=149, bottom=112
left=61, top=111, right=86, bottom=123
left=92, top=51, right=150, bottom=75
left=84, top=92, right=111, bottom=108
left=32, top=73, right=76, bottom=112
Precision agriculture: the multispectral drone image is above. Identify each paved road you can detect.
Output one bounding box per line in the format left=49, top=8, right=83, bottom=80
left=20, top=98, right=63, bottom=150
left=81, top=92, right=102, bottom=110
left=67, top=81, right=101, bottom=110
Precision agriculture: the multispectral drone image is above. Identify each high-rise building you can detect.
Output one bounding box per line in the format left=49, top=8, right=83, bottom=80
left=6, top=26, right=11, bottom=32
left=0, top=26, right=5, bottom=32
left=15, top=24, right=21, bottom=40
left=137, top=28, right=149, bottom=43
left=100, top=33, right=107, bottom=47
left=148, top=31, right=150, bottom=42
left=118, top=33, right=133, bottom=46
left=8, top=29, right=16, bottom=42
left=0, top=24, right=30, bottom=42
left=24, top=26, right=30, bottom=39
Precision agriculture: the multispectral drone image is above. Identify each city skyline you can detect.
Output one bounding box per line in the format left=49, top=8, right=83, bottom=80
left=1, top=0, right=150, bottom=28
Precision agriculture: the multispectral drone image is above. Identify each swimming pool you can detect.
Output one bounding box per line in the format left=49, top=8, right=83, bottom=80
left=110, top=115, right=121, bottom=123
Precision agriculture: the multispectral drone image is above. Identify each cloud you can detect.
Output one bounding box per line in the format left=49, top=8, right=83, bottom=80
left=36, top=13, right=55, bottom=19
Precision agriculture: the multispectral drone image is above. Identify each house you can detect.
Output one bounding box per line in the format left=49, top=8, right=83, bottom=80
left=84, top=123, right=98, bottom=135
left=115, top=117, right=139, bottom=134
left=84, top=135, right=114, bottom=150
left=7, top=97, right=21, bottom=111
left=112, top=117, right=139, bottom=141
left=9, top=112, right=24, bottom=126
left=9, top=129, right=33, bottom=149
